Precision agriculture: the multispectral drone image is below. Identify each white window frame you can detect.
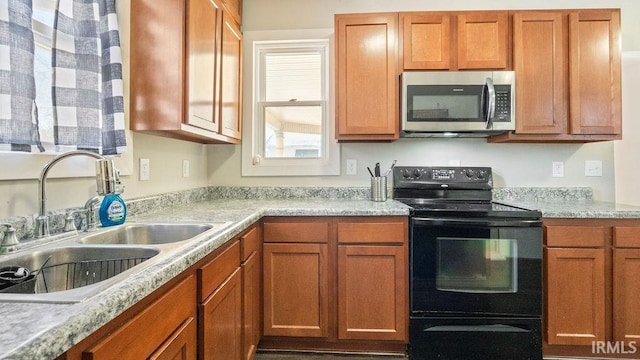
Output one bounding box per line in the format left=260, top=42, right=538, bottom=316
left=242, top=31, right=340, bottom=176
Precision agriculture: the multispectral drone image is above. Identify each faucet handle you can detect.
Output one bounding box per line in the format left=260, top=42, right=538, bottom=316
left=64, top=212, right=78, bottom=232
left=0, top=224, right=20, bottom=254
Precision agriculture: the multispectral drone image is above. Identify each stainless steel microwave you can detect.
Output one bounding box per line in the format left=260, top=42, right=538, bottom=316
left=401, top=71, right=515, bottom=137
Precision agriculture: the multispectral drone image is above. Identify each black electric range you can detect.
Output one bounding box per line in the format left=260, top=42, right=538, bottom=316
left=393, top=166, right=543, bottom=360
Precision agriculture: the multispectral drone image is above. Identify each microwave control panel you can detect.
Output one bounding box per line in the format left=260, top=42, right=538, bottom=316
left=494, top=85, right=512, bottom=123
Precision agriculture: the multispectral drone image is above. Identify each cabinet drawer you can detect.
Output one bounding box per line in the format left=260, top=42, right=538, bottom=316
left=263, top=221, right=330, bottom=243
left=614, top=227, right=640, bottom=248
left=241, top=226, right=260, bottom=261
left=337, top=219, right=407, bottom=244
left=545, top=225, right=605, bottom=247
left=199, top=240, right=240, bottom=302
left=83, top=275, right=196, bottom=359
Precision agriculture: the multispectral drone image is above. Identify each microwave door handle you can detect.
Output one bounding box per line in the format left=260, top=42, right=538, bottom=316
left=484, top=77, right=496, bottom=129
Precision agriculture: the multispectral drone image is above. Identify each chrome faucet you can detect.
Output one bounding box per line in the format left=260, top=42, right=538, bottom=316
left=35, top=150, right=121, bottom=238
left=83, top=196, right=101, bottom=232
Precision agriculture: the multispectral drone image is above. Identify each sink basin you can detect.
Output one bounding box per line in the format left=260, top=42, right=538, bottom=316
left=77, top=222, right=228, bottom=245
left=0, top=246, right=159, bottom=303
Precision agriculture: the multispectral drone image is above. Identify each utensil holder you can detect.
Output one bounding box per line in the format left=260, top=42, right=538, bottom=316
left=371, top=176, right=387, bottom=202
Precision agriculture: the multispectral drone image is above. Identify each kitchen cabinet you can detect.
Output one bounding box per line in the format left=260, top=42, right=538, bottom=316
left=336, top=219, right=407, bottom=341
left=222, top=0, right=242, bottom=26
left=130, top=0, right=242, bottom=144
left=489, top=9, right=621, bottom=143
left=262, top=219, right=331, bottom=338
left=335, top=13, right=399, bottom=141
left=261, top=216, right=408, bottom=353
left=198, top=239, right=243, bottom=360
left=71, top=275, right=197, bottom=359
left=612, top=227, right=640, bottom=343
left=400, top=11, right=508, bottom=70
left=544, top=219, right=640, bottom=359
left=240, top=226, right=262, bottom=360
left=545, top=225, right=606, bottom=346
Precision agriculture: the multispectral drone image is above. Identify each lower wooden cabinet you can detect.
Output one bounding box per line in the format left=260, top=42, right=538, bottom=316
left=612, top=227, right=640, bottom=344
left=546, top=247, right=605, bottom=345
left=544, top=219, right=640, bottom=359
left=261, top=216, right=408, bottom=353
left=337, top=245, right=406, bottom=341
left=199, top=268, right=243, bottom=360
left=241, top=226, right=262, bottom=360
left=149, top=317, right=198, bottom=360
left=79, top=275, right=197, bottom=359
left=263, top=242, right=330, bottom=338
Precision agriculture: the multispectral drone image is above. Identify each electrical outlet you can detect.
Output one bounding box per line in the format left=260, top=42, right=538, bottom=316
left=585, top=160, right=603, bottom=177
left=552, top=161, right=564, bottom=177
left=346, top=159, right=357, bottom=175
left=182, top=160, right=190, bottom=178
left=139, top=158, right=150, bottom=181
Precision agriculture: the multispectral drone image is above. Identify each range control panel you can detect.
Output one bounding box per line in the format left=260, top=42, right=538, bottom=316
left=393, top=166, right=493, bottom=189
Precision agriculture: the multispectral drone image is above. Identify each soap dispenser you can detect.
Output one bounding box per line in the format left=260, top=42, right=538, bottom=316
left=98, top=170, right=126, bottom=227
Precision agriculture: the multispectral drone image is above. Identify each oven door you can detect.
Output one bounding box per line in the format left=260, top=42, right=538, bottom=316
left=410, top=216, right=542, bottom=318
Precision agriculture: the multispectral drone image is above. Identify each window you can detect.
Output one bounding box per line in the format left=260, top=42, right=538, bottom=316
left=242, top=36, right=340, bottom=176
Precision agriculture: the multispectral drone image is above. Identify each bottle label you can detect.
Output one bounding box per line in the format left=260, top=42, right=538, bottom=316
left=107, top=201, right=125, bottom=221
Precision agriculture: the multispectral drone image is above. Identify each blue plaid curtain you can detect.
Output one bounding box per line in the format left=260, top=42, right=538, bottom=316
left=0, top=0, right=44, bottom=152
left=52, top=0, right=126, bottom=155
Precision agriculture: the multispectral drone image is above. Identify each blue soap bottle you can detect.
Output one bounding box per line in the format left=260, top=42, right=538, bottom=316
left=99, top=194, right=127, bottom=227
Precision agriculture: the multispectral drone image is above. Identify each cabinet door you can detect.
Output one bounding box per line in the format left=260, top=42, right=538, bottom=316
left=512, top=12, right=566, bottom=134
left=545, top=248, right=605, bottom=345
left=186, top=0, right=221, bottom=133
left=457, top=12, right=508, bottom=69
left=242, top=251, right=260, bottom=360
left=82, top=276, right=197, bottom=359
left=337, top=245, right=406, bottom=341
left=199, top=268, right=242, bottom=360
left=130, top=0, right=186, bottom=132
left=613, top=248, right=640, bottom=342
left=335, top=13, right=399, bottom=141
left=568, top=10, right=621, bottom=135
left=218, top=13, right=242, bottom=140
left=263, top=243, right=329, bottom=337
left=401, top=13, right=451, bottom=70
left=148, top=317, right=197, bottom=360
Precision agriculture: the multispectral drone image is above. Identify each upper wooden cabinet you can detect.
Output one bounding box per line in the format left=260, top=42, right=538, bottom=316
left=457, top=12, right=509, bottom=69
left=489, top=9, right=621, bottom=143
left=222, top=0, right=242, bottom=26
left=400, top=13, right=451, bottom=70
left=512, top=12, right=566, bottom=135
left=400, top=11, right=509, bottom=70
left=335, top=13, right=399, bottom=141
left=130, top=0, right=242, bottom=144
left=568, top=10, right=622, bottom=136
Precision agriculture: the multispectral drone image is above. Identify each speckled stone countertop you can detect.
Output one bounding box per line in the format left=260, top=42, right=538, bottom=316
left=0, top=197, right=409, bottom=360
left=2, top=186, right=640, bottom=359
left=493, top=187, right=640, bottom=218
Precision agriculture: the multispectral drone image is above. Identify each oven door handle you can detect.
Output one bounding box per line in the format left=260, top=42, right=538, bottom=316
left=412, top=217, right=542, bottom=227
left=423, top=324, right=531, bottom=333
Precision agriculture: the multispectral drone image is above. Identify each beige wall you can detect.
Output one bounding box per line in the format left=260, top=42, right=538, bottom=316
left=207, top=0, right=640, bottom=202
left=2, top=0, right=638, bottom=219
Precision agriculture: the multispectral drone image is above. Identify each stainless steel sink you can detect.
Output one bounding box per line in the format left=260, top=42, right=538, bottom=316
left=0, top=221, right=232, bottom=303
left=77, top=222, right=229, bottom=245
left=0, top=245, right=159, bottom=303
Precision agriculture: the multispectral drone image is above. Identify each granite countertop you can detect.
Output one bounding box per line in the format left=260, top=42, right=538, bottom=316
left=0, top=198, right=410, bottom=360
left=513, top=199, right=640, bottom=218
left=2, top=186, right=640, bottom=359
